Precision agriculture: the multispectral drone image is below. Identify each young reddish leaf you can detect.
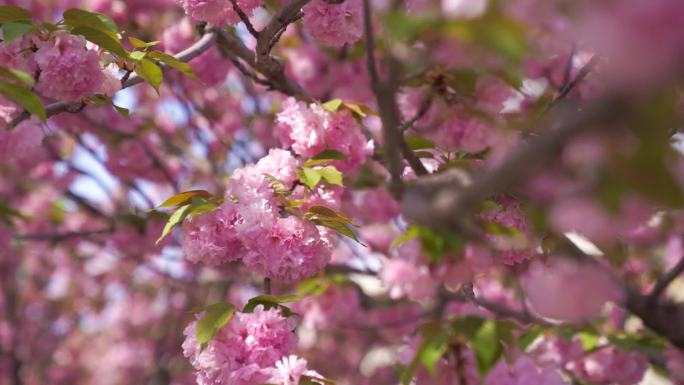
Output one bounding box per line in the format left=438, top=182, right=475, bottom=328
left=157, top=190, right=212, bottom=208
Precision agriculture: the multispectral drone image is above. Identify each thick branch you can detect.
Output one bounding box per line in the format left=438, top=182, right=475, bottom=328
left=363, top=0, right=405, bottom=197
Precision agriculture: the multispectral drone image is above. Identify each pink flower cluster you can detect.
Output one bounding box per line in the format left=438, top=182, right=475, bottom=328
left=33, top=32, right=119, bottom=102
left=176, top=0, right=261, bottom=25
left=182, top=149, right=333, bottom=282
left=182, top=306, right=298, bottom=385
left=569, top=347, right=648, bottom=385
left=302, top=0, right=364, bottom=47
left=276, top=97, right=372, bottom=174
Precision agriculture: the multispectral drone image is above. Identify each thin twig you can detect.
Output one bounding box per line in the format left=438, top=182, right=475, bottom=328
left=10, top=29, right=219, bottom=126
left=649, top=251, right=684, bottom=302
left=229, top=0, right=261, bottom=38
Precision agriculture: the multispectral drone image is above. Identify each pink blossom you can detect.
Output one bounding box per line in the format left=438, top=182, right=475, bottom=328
left=242, top=215, right=333, bottom=282
left=359, top=188, right=401, bottom=222
left=267, top=355, right=323, bottom=385
left=181, top=205, right=246, bottom=266
left=529, top=336, right=584, bottom=368
left=303, top=0, right=363, bottom=47
left=255, top=149, right=299, bottom=188
left=434, top=116, right=494, bottom=153
left=177, top=0, right=261, bottom=25
left=520, top=257, right=624, bottom=323
left=569, top=347, right=647, bottom=385
left=277, top=98, right=328, bottom=158
left=183, top=306, right=297, bottom=385
left=484, top=355, right=569, bottom=385
left=0, top=119, right=44, bottom=164
left=294, top=285, right=360, bottom=329
left=34, top=32, right=106, bottom=102
left=276, top=98, right=371, bottom=174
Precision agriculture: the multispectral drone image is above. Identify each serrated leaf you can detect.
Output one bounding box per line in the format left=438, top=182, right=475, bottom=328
left=404, top=135, right=435, bottom=150
left=304, top=149, right=347, bottom=166
left=322, top=98, right=343, bottom=113
left=0, top=80, right=45, bottom=120
left=517, top=326, right=542, bottom=351
left=156, top=204, right=191, bottom=244
left=298, top=167, right=322, bottom=190
left=2, top=22, right=33, bottom=44
left=0, top=66, right=34, bottom=86
left=158, top=190, right=212, bottom=208
left=113, top=104, right=129, bottom=117
left=70, top=26, right=127, bottom=57
left=296, top=277, right=330, bottom=296
left=263, top=174, right=290, bottom=196
left=243, top=294, right=300, bottom=317
left=128, top=37, right=159, bottom=48
left=577, top=332, right=600, bottom=351
left=195, top=302, right=235, bottom=351
left=318, top=166, right=343, bottom=186
left=0, top=5, right=32, bottom=24
left=128, top=50, right=146, bottom=61
left=187, top=197, right=220, bottom=219
left=63, top=9, right=118, bottom=42
left=135, top=58, right=163, bottom=93
left=472, top=320, right=502, bottom=376
left=148, top=50, right=197, bottom=80
left=316, top=220, right=363, bottom=244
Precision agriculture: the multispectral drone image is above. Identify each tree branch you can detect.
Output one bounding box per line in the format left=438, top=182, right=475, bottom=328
left=649, top=250, right=684, bottom=302
left=10, top=28, right=219, bottom=126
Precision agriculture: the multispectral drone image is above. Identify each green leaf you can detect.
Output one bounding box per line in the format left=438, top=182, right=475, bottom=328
left=158, top=190, right=212, bottom=208
left=64, top=8, right=117, bottom=41
left=156, top=204, right=191, bottom=243
left=401, top=325, right=450, bottom=385
left=242, top=294, right=300, bottom=316
left=148, top=50, right=197, bottom=80
left=63, top=8, right=117, bottom=36
left=263, top=174, right=291, bottom=196
left=517, top=326, right=542, bottom=351
left=113, top=104, right=129, bottom=118
left=404, top=135, right=435, bottom=150
left=128, top=50, right=146, bottom=61
left=0, top=66, right=34, bottom=86
left=1, top=22, right=33, bottom=44
left=70, top=26, right=127, bottom=57
left=304, top=149, right=347, bottom=166
left=187, top=197, right=220, bottom=219
left=318, top=166, right=343, bottom=186
left=135, top=58, right=163, bottom=93
left=298, top=167, right=322, bottom=190
left=297, top=277, right=330, bottom=296
left=577, top=331, right=600, bottom=351
left=0, top=80, right=45, bottom=120
left=313, top=219, right=362, bottom=244
left=128, top=37, right=159, bottom=48
left=322, top=98, right=343, bottom=113
left=471, top=320, right=502, bottom=376
left=0, top=5, right=32, bottom=24
left=195, top=302, right=235, bottom=351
